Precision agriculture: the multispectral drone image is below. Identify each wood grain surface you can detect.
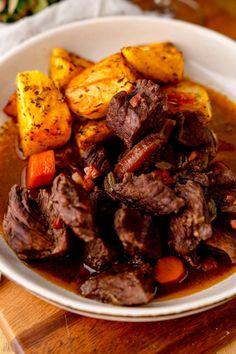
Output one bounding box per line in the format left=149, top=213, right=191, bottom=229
left=1, top=276, right=236, bottom=354
left=1, top=0, right=236, bottom=353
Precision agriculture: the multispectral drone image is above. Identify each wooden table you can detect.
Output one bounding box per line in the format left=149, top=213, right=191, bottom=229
left=1, top=276, right=236, bottom=354
left=1, top=0, right=236, bottom=353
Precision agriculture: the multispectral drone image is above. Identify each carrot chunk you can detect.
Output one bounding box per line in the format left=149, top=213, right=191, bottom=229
left=27, top=150, right=56, bottom=189
left=155, top=256, right=186, bottom=285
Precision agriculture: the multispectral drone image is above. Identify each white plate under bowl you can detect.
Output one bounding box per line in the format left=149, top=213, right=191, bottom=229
left=0, top=16, right=236, bottom=322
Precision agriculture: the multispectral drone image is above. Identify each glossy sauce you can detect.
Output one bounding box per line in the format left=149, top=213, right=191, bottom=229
left=1, top=88, right=236, bottom=300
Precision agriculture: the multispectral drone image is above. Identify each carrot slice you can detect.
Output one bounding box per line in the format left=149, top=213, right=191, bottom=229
left=27, top=150, right=56, bottom=189
left=3, top=91, right=17, bottom=119
left=155, top=256, right=186, bottom=285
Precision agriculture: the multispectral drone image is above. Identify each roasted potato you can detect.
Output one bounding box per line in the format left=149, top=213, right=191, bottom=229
left=163, top=80, right=212, bottom=121
left=16, top=70, right=72, bottom=157
left=75, top=120, right=112, bottom=156
left=122, top=42, right=184, bottom=83
left=49, top=48, right=93, bottom=92
left=65, top=53, right=137, bottom=119
left=3, top=91, right=17, bottom=119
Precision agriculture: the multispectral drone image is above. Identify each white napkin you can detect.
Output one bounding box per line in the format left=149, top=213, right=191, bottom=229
left=0, top=0, right=150, bottom=56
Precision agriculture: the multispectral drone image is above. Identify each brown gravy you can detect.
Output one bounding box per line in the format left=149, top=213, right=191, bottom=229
left=1, top=87, right=236, bottom=300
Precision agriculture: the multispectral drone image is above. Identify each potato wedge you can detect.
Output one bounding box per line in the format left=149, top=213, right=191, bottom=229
left=75, top=120, right=112, bottom=156
left=163, top=80, right=212, bottom=121
left=49, top=48, right=93, bottom=92
left=3, top=91, right=17, bottom=119
left=16, top=70, right=72, bottom=157
left=122, top=42, right=184, bottom=83
left=65, top=53, right=137, bottom=119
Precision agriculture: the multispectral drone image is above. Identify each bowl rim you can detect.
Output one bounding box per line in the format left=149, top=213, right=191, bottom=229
left=0, top=15, right=236, bottom=65
left=1, top=15, right=236, bottom=320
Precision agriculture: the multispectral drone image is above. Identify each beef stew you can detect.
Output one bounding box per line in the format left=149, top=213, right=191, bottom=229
left=1, top=43, right=236, bottom=306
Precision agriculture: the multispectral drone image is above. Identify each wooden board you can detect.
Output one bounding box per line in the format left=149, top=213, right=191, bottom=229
left=1, top=276, right=236, bottom=354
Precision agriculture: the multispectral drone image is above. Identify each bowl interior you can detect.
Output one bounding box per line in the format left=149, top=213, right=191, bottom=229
left=0, top=16, right=236, bottom=320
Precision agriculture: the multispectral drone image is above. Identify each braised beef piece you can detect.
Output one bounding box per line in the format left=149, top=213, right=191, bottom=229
left=51, top=174, right=97, bottom=242
left=204, top=229, right=236, bottom=264
left=206, top=130, right=219, bottom=160
left=177, top=129, right=218, bottom=172
left=90, top=187, right=115, bottom=218
left=169, top=180, right=212, bottom=255
left=105, top=172, right=185, bottom=216
left=209, top=161, right=236, bottom=188
left=175, top=111, right=212, bottom=148
left=212, top=189, right=236, bottom=215
left=177, top=171, right=209, bottom=187
left=90, top=187, right=118, bottom=230
left=80, top=263, right=156, bottom=305
left=177, top=149, right=209, bottom=172
left=83, top=238, right=118, bottom=271
left=114, top=206, right=162, bottom=259
left=55, top=143, right=80, bottom=172
left=182, top=252, right=201, bottom=268
left=106, top=79, right=168, bottom=148
left=3, top=186, right=70, bottom=260
left=82, top=145, right=110, bottom=176
left=114, top=119, right=176, bottom=181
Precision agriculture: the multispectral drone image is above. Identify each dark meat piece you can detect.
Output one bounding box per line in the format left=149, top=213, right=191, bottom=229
left=83, top=238, right=118, bottom=271
left=182, top=252, right=201, bottom=268
left=51, top=174, right=97, bottom=242
left=114, top=206, right=162, bottom=259
left=175, top=111, right=212, bottom=148
left=204, top=229, right=236, bottom=264
left=114, top=119, right=176, bottom=181
left=177, top=171, right=209, bottom=187
left=213, top=189, right=236, bottom=215
left=107, top=79, right=168, bottom=148
left=55, top=143, right=80, bottom=172
left=3, top=186, right=70, bottom=260
left=177, top=130, right=218, bottom=172
left=209, top=161, right=236, bottom=188
left=177, top=149, right=209, bottom=172
left=90, top=187, right=118, bottom=231
left=105, top=172, right=184, bottom=216
left=169, top=180, right=212, bottom=255
left=206, top=130, right=219, bottom=160
left=80, top=264, right=156, bottom=305
left=82, top=145, right=110, bottom=176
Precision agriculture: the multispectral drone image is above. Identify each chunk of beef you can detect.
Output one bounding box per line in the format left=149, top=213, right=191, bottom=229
left=182, top=252, right=201, bottom=268
left=3, top=186, right=70, bottom=260
left=114, top=206, right=162, bottom=259
left=209, top=161, right=236, bottom=188
left=90, top=187, right=118, bottom=231
left=82, top=145, right=110, bottom=176
left=51, top=174, right=97, bottom=241
left=177, top=171, right=209, bottom=187
left=177, top=130, right=218, bottom=172
left=83, top=238, right=118, bottom=271
left=106, top=79, right=168, bottom=148
left=80, top=264, right=156, bottom=305
left=105, top=172, right=184, bottom=216
left=55, top=143, right=80, bottom=172
left=212, top=189, right=236, bottom=215
left=169, top=180, right=212, bottom=255
left=204, top=229, right=236, bottom=264
left=114, top=119, right=176, bottom=181
left=175, top=111, right=212, bottom=148
left=177, top=149, right=209, bottom=172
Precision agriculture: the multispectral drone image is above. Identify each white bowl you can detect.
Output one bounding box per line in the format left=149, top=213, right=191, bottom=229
left=0, top=16, right=236, bottom=322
